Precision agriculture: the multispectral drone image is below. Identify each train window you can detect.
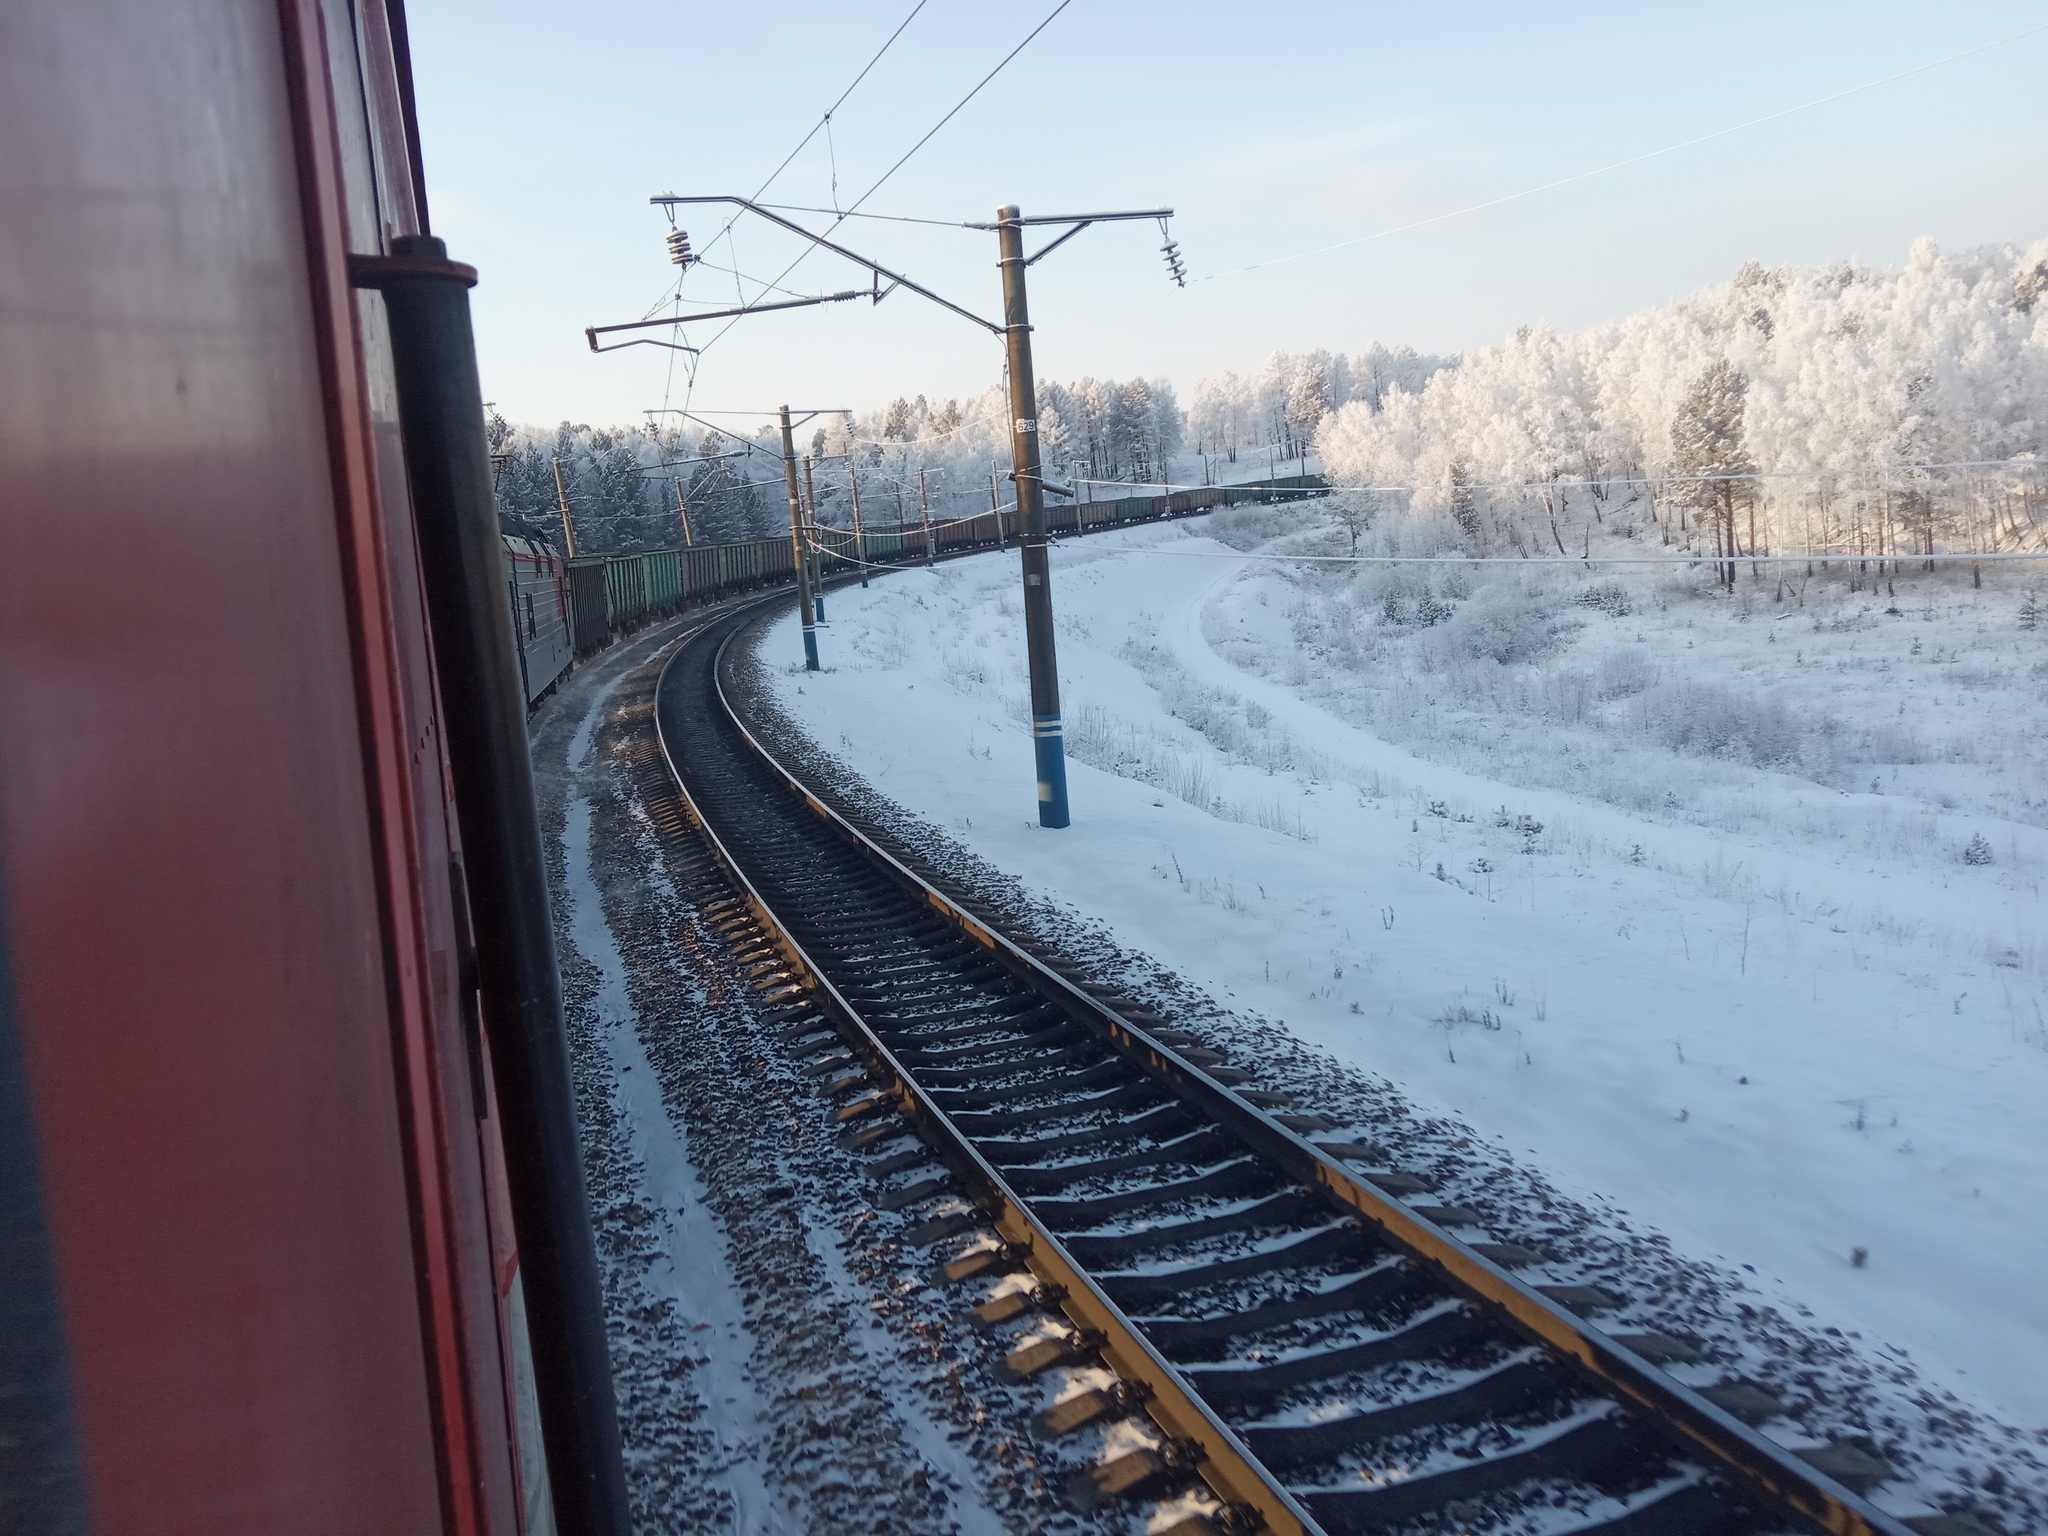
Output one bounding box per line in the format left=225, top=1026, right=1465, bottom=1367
left=525, top=592, right=536, bottom=638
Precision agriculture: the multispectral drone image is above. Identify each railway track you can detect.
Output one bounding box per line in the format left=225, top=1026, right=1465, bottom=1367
left=649, top=591, right=1931, bottom=1536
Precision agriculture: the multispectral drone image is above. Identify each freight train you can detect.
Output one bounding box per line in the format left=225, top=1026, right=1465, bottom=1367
left=505, top=475, right=1327, bottom=705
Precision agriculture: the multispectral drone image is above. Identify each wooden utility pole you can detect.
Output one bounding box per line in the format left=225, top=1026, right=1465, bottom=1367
left=848, top=458, right=868, bottom=588
left=550, top=457, right=579, bottom=556
left=670, top=477, right=694, bottom=546
left=626, top=193, right=1171, bottom=831
left=918, top=468, right=935, bottom=567
left=778, top=407, right=818, bottom=670
left=996, top=204, right=1070, bottom=828
left=990, top=465, right=1004, bottom=547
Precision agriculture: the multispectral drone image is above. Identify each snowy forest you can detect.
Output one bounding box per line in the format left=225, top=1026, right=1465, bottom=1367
left=1315, top=237, right=2048, bottom=569
left=487, top=347, right=1448, bottom=552
left=488, top=377, right=1198, bottom=551
left=493, top=239, right=2048, bottom=562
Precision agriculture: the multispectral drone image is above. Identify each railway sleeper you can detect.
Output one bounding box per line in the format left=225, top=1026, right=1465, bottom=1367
left=999, top=1127, right=1234, bottom=1194
left=874, top=1176, right=953, bottom=1213
left=836, top=944, right=982, bottom=979
left=868, top=994, right=1049, bottom=1032
left=1184, top=1302, right=1486, bottom=1409
left=1033, top=1378, right=1152, bottom=1437
left=996, top=1328, right=1106, bottom=1382
left=1243, top=1355, right=1562, bottom=1468
left=931, top=1243, right=1022, bottom=1286
left=841, top=1119, right=910, bottom=1153
left=967, top=1283, right=1065, bottom=1331
left=977, top=1102, right=1201, bottom=1166
left=1063, top=1437, right=1205, bottom=1515
left=1138, top=1255, right=1416, bottom=1357
left=838, top=974, right=1010, bottom=1011
left=889, top=1019, right=1080, bottom=1066
left=1060, top=1188, right=1326, bottom=1268
left=1030, top=1158, right=1273, bottom=1228
left=877, top=1013, right=1067, bottom=1057
left=926, top=1056, right=1134, bottom=1110
left=1095, top=1221, right=1368, bottom=1311
left=904, top=1209, right=988, bottom=1247
left=948, top=1080, right=1168, bottom=1135
left=792, top=909, right=950, bottom=944
left=835, top=968, right=988, bottom=1003
left=913, top=1041, right=1100, bottom=1087
left=1301, top=1410, right=1638, bottom=1532
left=862, top=1147, right=938, bottom=1181
left=1557, top=1478, right=1737, bottom=1536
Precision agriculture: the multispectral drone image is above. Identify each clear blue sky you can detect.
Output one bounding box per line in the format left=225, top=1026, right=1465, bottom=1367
left=406, top=1, right=2048, bottom=430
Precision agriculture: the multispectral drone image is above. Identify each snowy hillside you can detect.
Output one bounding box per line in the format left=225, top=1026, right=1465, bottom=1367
left=755, top=511, right=2048, bottom=1512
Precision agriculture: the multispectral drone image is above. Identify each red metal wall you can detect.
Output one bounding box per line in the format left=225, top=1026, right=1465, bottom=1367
left=0, top=2, right=519, bottom=1531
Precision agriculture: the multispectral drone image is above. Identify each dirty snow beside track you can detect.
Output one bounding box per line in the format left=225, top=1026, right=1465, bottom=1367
left=530, top=616, right=1090, bottom=1535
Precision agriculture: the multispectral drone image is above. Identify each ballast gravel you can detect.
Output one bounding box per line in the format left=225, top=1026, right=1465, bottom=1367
left=529, top=616, right=1122, bottom=1535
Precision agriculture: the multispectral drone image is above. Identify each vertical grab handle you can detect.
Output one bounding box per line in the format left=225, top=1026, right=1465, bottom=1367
left=350, top=235, right=629, bottom=1536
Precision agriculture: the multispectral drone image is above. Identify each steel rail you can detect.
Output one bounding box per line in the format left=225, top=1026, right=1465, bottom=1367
left=656, top=589, right=1926, bottom=1536
left=653, top=622, right=1324, bottom=1536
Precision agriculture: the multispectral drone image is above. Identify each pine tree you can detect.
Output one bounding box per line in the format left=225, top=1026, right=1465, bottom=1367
left=1669, top=359, right=1753, bottom=590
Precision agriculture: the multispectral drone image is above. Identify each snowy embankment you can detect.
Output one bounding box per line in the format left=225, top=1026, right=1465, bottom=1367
left=762, top=515, right=2048, bottom=1437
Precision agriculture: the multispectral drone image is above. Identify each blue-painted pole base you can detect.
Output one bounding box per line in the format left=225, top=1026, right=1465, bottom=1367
left=814, top=593, right=826, bottom=622
left=1033, top=714, right=1070, bottom=828
left=802, top=623, right=820, bottom=671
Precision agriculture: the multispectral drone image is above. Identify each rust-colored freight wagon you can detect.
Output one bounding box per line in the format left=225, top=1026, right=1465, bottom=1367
left=0, top=4, right=627, bottom=1534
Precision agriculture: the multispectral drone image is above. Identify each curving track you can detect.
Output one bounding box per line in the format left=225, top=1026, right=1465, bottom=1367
left=650, top=591, right=1923, bottom=1536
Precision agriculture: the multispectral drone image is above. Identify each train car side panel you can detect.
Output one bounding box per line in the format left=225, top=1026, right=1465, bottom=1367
left=0, top=2, right=464, bottom=1529
left=566, top=559, right=611, bottom=653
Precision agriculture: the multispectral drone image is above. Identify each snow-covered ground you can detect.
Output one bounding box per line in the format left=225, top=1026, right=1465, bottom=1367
left=763, top=512, right=2048, bottom=1439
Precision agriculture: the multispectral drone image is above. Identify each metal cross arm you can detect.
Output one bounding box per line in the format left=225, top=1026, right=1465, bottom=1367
left=960, top=208, right=1174, bottom=267
left=586, top=290, right=866, bottom=352
left=651, top=195, right=1005, bottom=335
left=629, top=450, right=750, bottom=475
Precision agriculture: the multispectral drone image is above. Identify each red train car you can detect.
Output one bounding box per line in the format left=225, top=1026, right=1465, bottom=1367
left=1, top=4, right=626, bottom=1534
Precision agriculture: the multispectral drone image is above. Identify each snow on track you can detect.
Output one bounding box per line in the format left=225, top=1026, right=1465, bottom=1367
left=533, top=623, right=1034, bottom=1535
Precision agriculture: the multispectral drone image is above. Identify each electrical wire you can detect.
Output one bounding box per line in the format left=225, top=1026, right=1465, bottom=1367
left=706, top=0, right=931, bottom=252
left=839, top=0, right=1074, bottom=219
left=690, top=0, right=1075, bottom=368
left=1093, top=456, right=2046, bottom=495
left=1073, top=546, right=2048, bottom=567
left=757, top=202, right=971, bottom=227
left=658, top=0, right=930, bottom=423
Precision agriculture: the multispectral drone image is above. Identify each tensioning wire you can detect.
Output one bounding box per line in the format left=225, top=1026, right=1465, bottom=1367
left=690, top=0, right=1075, bottom=368
left=757, top=202, right=973, bottom=227
left=1085, top=457, right=2046, bottom=494
left=1060, top=544, right=2048, bottom=567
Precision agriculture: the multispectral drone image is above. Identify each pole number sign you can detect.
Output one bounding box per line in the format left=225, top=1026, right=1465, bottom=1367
left=1014, top=417, right=1037, bottom=434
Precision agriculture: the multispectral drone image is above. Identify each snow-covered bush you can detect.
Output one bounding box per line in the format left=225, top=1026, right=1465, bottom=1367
left=1429, top=580, right=1581, bottom=667
left=1626, top=679, right=1823, bottom=771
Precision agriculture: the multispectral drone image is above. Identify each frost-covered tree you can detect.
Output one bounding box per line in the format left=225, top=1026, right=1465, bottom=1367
left=1317, top=238, right=2048, bottom=571
left=1286, top=364, right=1331, bottom=450
left=1669, top=359, right=1753, bottom=588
